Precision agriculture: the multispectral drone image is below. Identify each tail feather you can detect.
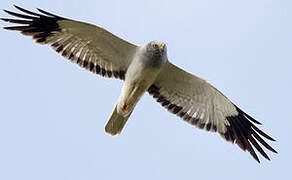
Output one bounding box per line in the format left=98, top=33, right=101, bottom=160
left=105, top=105, right=131, bottom=135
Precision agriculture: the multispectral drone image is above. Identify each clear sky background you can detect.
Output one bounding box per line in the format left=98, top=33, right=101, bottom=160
left=0, top=0, right=291, bottom=179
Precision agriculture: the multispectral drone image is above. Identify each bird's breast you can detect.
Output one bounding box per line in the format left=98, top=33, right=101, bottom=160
left=126, top=58, right=162, bottom=87
left=116, top=59, right=163, bottom=116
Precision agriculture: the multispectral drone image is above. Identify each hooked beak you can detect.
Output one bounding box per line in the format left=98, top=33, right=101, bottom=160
left=159, top=44, right=165, bottom=51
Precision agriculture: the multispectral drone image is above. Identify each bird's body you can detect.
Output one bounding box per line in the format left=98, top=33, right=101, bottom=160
left=1, top=5, right=277, bottom=163
left=107, top=42, right=168, bottom=134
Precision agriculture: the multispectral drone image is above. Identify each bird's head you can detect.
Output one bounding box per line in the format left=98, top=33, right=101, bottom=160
left=147, top=40, right=167, bottom=57
left=144, top=40, right=168, bottom=66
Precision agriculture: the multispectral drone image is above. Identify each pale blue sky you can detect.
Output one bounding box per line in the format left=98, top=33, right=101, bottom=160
left=0, top=0, right=291, bottom=179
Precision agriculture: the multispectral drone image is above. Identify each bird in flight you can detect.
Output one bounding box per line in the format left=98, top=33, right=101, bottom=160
left=2, top=5, right=277, bottom=163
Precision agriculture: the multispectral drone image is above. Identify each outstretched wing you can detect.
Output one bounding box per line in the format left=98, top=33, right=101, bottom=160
left=148, top=62, right=277, bottom=162
left=1, top=5, right=138, bottom=80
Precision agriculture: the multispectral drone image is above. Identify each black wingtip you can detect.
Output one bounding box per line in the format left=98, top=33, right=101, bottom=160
left=251, top=123, right=276, bottom=142
left=13, top=4, right=23, bottom=9
left=224, top=110, right=277, bottom=163
left=235, top=106, right=262, bottom=125
left=3, top=9, right=11, bottom=14
left=13, top=5, right=19, bottom=9
left=3, top=9, right=37, bottom=20
left=37, top=8, right=59, bottom=18
left=1, top=18, right=8, bottom=22
left=1, top=18, right=32, bottom=24
left=3, top=26, right=18, bottom=30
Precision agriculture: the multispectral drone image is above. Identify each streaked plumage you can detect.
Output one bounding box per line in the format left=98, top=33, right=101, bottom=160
left=1, top=5, right=277, bottom=163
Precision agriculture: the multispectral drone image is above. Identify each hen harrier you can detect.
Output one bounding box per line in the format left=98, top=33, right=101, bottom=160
left=1, top=5, right=277, bottom=162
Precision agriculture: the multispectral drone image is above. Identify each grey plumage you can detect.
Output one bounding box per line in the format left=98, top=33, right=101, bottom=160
left=1, top=5, right=277, bottom=163
left=105, top=104, right=132, bottom=135
left=105, top=41, right=167, bottom=134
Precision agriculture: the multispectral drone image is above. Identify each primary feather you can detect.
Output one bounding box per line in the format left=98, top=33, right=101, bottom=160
left=2, top=5, right=277, bottom=163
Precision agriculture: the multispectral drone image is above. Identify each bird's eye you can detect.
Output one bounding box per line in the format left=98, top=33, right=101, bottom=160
left=152, top=44, right=158, bottom=49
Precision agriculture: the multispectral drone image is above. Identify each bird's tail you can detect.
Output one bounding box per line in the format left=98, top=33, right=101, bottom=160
left=105, top=104, right=132, bottom=135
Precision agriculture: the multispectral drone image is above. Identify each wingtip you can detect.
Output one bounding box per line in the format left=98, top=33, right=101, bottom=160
left=247, top=144, right=261, bottom=163
left=3, top=26, right=11, bottom=30
left=3, top=9, right=10, bottom=14
left=13, top=5, right=28, bottom=11
left=13, top=5, right=25, bottom=12
left=0, top=18, right=7, bottom=22
left=252, top=153, right=260, bottom=163
left=269, top=145, right=278, bottom=154
left=235, top=105, right=262, bottom=125
left=13, top=4, right=19, bottom=9
left=3, top=10, right=16, bottom=18
left=36, top=8, right=49, bottom=15
left=36, top=8, right=63, bottom=19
